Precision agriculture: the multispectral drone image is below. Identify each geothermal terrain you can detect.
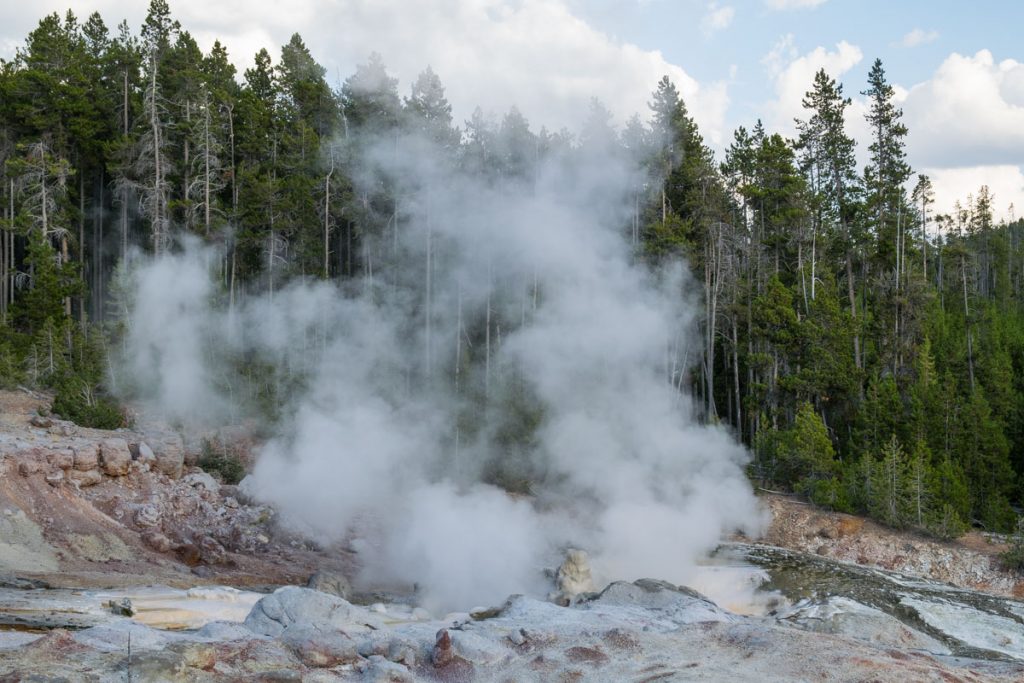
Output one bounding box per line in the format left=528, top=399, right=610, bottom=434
left=1, top=389, right=1024, bottom=681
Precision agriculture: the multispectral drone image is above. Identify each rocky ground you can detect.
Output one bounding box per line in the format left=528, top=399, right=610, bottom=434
left=3, top=579, right=1023, bottom=681
left=1, top=388, right=1024, bottom=680
left=757, top=492, right=1024, bottom=598
left=0, top=389, right=350, bottom=591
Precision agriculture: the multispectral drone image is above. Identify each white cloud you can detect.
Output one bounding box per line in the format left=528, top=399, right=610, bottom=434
left=702, top=2, right=735, bottom=36
left=898, top=28, right=939, bottom=48
left=761, top=35, right=863, bottom=135
left=0, top=0, right=729, bottom=143
left=902, top=50, right=1024, bottom=169
left=765, top=0, right=828, bottom=10
left=924, top=165, right=1024, bottom=223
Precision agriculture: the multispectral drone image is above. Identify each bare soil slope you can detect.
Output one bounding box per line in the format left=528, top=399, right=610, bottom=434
left=757, top=492, right=1024, bottom=597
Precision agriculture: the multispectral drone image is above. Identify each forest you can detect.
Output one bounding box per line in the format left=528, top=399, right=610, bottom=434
left=1, top=0, right=1023, bottom=537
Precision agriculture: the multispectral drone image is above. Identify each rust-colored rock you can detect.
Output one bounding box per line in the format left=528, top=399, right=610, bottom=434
left=73, top=444, right=99, bottom=472
left=68, top=469, right=103, bottom=488
left=48, top=449, right=74, bottom=470
left=176, top=543, right=203, bottom=566
left=142, top=531, right=173, bottom=553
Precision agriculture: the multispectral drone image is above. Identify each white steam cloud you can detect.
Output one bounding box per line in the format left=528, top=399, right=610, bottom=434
left=121, top=129, right=764, bottom=611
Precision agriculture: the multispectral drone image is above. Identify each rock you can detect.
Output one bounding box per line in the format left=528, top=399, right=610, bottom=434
left=115, top=650, right=188, bottom=681
left=29, top=415, right=53, bottom=428
left=306, top=570, right=352, bottom=599
left=17, top=459, right=42, bottom=477
left=142, top=531, right=173, bottom=553
left=152, top=436, right=185, bottom=478
left=432, top=628, right=475, bottom=680
left=0, top=574, right=50, bottom=589
left=387, top=639, right=417, bottom=666
left=361, top=655, right=416, bottom=683
left=134, top=442, right=156, bottom=464
left=182, top=471, right=219, bottom=493
left=432, top=628, right=453, bottom=667
left=73, top=444, right=99, bottom=472
left=134, top=504, right=160, bottom=528
left=191, top=565, right=214, bottom=579
left=220, top=484, right=254, bottom=506
left=108, top=598, right=134, bottom=616
left=551, top=548, right=595, bottom=605
left=280, top=624, right=361, bottom=668
left=49, top=423, right=74, bottom=437
left=68, top=469, right=103, bottom=488
left=99, top=438, right=132, bottom=477
left=244, top=586, right=385, bottom=638
left=45, top=470, right=64, bottom=487
left=48, top=449, right=74, bottom=470
left=781, top=597, right=950, bottom=655
left=582, top=579, right=735, bottom=625
left=198, top=536, right=228, bottom=564
left=176, top=543, right=202, bottom=566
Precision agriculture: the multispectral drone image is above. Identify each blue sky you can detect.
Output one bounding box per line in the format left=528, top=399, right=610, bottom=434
left=2, top=0, right=1022, bottom=217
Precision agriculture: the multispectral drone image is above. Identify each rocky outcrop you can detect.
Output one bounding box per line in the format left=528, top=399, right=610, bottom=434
left=99, top=438, right=131, bottom=477
left=72, top=444, right=98, bottom=472
left=151, top=435, right=185, bottom=479
left=549, top=548, right=594, bottom=605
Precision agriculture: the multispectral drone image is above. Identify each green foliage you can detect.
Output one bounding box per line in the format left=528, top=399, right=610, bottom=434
left=48, top=324, right=126, bottom=429
left=1000, top=517, right=1024, bottom=573
left=197, top=441, right=246, bottom=485
left=2, top=11, right=1024, bottom=545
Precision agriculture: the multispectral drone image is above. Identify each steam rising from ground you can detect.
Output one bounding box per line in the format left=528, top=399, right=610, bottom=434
left=121, top=132, right=764, bottom=611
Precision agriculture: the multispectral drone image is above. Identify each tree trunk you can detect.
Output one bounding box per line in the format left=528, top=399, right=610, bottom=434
left=79, top=172, right=86, bottom=325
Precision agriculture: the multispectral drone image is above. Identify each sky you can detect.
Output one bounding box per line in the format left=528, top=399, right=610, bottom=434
left=1, top=0, right=1022, bottom=219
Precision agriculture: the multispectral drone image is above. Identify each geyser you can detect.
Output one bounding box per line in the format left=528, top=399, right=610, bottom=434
left=122, top=126, right=765, bottom=612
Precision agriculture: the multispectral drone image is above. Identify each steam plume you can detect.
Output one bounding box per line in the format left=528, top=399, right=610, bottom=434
left=121, top=128, right=764, bottom=611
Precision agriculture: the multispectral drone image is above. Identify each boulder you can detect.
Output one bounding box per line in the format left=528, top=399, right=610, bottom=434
left=29, top=415, right=53, bottom=428
left=244, top=586, right=385, bottom=638
left=142, top=531, right=173, bottom=554
left=133, top=442, right=156, bottom=465
left=198, top=536, right=228, bottom=565
left=68, top=469, right=103, bottom=488
left=134, top=504, right=160, bottom=528
left=306, top=570, right=352, bottom=600
left=73, top=444, right=99, bottom=472
left=17, top=459, right=43, bottom=477
left=176, top=543, right=202, bottom=566
left=582, top=579, right=735, bottom=626
left=48, top=423, right=74, bottom=437
left=99, top=438, right=132, bottom=477
left=182, top=471, right=219, bottom=493
left=152, top=436, right=185, bottom=478
left=45, top=470, right=64, bottom=488
left=48, top=449, right=74, bottom=470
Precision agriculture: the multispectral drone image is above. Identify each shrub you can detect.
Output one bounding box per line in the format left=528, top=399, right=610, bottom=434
left=198, top=440, right=246, bottom=484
